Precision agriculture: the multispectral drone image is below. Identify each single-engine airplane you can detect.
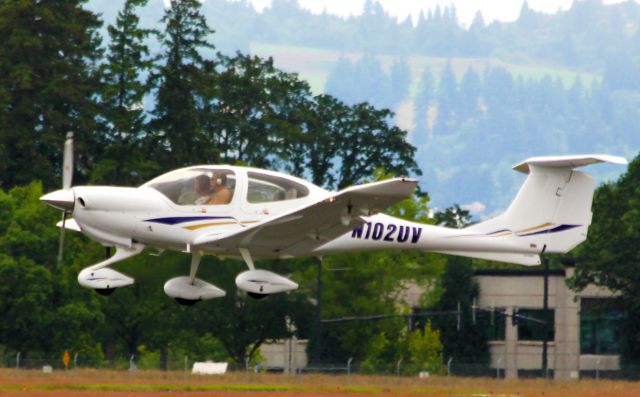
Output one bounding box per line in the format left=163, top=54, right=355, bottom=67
left=41, top=133, right=627, bottom=305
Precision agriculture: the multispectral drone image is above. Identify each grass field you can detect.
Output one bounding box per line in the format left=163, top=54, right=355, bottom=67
left=2, top=369, right=640, bottom=397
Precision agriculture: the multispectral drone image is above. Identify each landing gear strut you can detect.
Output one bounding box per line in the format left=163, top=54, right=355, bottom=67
left=163, top=250, right=226, bottom=304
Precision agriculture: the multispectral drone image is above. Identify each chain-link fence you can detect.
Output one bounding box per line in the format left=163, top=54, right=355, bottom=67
left=5, top=354, right=640, bottom=380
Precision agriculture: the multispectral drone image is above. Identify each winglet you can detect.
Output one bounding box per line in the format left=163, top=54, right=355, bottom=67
left=513, top=154, right=628, bottom=174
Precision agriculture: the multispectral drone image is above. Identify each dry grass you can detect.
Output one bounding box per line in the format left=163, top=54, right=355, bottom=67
left=1, top=369, right=640, bottom=396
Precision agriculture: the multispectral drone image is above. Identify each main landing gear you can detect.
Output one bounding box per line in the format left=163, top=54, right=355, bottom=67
left=234, top=248, right=299, bottom=299
left=163, top=250, right=226, bottom=306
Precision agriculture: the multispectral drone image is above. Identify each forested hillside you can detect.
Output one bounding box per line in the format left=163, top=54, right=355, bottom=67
left=87, top=0, right=640, bottom=213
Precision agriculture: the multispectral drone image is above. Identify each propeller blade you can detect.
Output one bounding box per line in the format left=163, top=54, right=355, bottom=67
left=57, top=131, right=73, bottom=266
left=57, top=212, right=67, bottom=265
left=63, top=131, right=74, bottom=190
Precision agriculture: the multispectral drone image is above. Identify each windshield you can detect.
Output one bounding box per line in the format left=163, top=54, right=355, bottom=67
left=144, top=168, right=236, bottom=205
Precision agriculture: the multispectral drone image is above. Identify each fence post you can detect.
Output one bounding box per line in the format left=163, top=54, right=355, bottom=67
left=16, top=352, right=20, bottom=370
left=596, top=358, right=601, bottom=380
left=347, top=357, right=353, bottom=375
left=447, top=357, right=453, bottom=377
left=496, top=358, right=502, bottom=379
left=396, top=358, right=403, bottom=377
left=184, top=356, right=188, bottom=373
left=74, top=353, right=78, bottom=369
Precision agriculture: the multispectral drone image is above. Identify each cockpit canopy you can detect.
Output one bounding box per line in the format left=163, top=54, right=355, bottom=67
left=142, top=167, right=311, bottom=206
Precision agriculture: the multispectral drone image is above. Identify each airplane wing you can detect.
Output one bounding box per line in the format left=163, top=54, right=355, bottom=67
left=193, top=177, right=417, bottom=258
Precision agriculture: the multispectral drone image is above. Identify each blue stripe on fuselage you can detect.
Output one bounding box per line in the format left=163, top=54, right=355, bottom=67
left=144, top=216, right=236, bottom=225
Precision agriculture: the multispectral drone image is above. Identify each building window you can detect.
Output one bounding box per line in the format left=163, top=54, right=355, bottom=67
left=480, top=308, right=506, bottom=341
left=516, top=309, right=554, bottom=341
left=580, top=298, right=622, bottom=355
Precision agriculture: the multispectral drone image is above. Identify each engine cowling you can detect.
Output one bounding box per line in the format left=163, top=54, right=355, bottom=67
left=235, top=270, right=298, bottom=295
left=164, top=276, right=226, bottom=302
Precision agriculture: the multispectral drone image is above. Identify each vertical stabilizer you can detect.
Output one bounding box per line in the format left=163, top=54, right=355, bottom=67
left=464, top=154, right=626, bottom=257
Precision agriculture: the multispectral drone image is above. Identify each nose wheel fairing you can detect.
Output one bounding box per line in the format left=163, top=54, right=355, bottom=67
left=77, top=244, right=144, bottom=291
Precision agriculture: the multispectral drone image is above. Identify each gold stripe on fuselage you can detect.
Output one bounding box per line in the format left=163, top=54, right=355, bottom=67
left=515, top=222, right=554, bottom=234
left=183, top=220, right=259, bottom=231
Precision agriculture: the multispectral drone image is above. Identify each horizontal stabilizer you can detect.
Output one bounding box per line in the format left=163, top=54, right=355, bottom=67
left=435, top=250, right=541, bottom=266
left=513, top=154, right=627, bottom=173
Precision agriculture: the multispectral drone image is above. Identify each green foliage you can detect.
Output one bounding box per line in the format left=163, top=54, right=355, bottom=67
left=428, top=256, right=489, bottom=365
left=95, top=0, right=157, bottom=186
left=568, top=153, right=640, bottom=364
left=0, top=0, right=102, bottom=189
left=0, top=182, right=104, bottom=356
left=361, top=322, right=445, bottom=375
left=149, top=0, right=215, bottom=168
left=301, top=192, right=444, bottom=364
left=433, top=204, right=471, bottom=229
left=404, top=322, right=445, bottom=375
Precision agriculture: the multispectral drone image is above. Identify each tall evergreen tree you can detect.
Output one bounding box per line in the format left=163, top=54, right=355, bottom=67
left=0, top=0, right=102, bottom=189
left=324, top=56, right=355, bottom=103
left=149, top=0, right=214, bottom=168
left=458, top=67, right=481, bottom=120
left=95, top=0, right=157, bottom=185
left=353, top=54, right=390, bottom=108
left=413, top=68, right=435, bottom=145
left=389, top=57, right=411, bottom=106
left=429, top=256, right=490, bottom=367
left=433, top=60, right=457, bottom=136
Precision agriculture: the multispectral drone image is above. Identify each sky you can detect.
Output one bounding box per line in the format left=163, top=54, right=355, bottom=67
left=247, top=0, right=630, bottom=27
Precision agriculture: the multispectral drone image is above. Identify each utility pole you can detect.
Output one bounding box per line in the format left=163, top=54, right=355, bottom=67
left=542, top=253, right=549, bottom=377
left=313, top=257, right=323, bottom=363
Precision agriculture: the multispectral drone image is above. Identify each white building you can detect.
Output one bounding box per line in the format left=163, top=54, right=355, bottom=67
left=476, top=264, right=621, bottom=380
left=261, top=263, right=622, bottom=379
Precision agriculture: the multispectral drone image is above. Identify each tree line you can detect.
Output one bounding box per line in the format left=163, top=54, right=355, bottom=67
left=198, top=0, right=640, bottom=72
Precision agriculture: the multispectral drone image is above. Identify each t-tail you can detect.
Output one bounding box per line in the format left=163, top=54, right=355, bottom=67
left=435, top=155, right=627, bottom=265
left=315, top=154, right=627, bottom=266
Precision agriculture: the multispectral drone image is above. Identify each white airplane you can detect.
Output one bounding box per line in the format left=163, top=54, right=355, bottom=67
left=41, top=133, right=627, bottom=305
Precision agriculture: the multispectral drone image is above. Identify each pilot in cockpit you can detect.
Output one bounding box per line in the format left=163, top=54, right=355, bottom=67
left=193, top=174, right=211, bottom=205
left=208, top=172, right=232, bottom=205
